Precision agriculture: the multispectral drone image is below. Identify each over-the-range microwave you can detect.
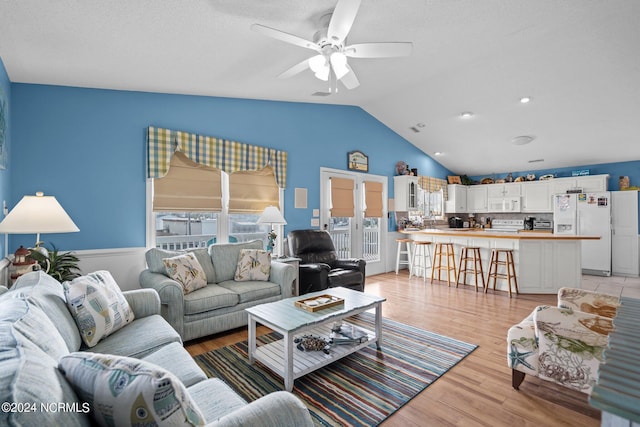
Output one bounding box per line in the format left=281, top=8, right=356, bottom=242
left=487, top=197, right=521, bottom=212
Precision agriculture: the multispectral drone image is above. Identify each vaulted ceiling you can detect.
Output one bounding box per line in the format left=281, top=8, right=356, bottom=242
left=1, top=0, right=639, bottom=175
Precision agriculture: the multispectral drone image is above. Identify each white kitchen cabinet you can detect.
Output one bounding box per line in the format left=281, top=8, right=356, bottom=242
left=549, top=175, right=609, bottom=195
left=393, top=175, right=419, bottom=211
left=445, top=184, right=467, bottom=213
left=467, top=185, right=488, bottom=212
left=487, top=182, right=521, bottom=198
left=522, top=180, right=552, bottom=212
left=612, top=191, right=639, bottom=276
left=577, top=175, right=608, bottom=192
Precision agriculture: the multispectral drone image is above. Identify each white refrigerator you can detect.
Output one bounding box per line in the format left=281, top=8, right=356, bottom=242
left=553, top=192, right=612, bottom=276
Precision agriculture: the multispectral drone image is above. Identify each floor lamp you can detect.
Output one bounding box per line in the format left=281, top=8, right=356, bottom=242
left=257, top=206, right=287, bottom=257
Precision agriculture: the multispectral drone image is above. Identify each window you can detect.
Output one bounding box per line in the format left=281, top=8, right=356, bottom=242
left=146, top=126, right=287, bottom=250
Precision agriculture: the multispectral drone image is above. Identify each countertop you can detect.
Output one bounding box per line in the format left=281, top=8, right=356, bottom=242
left=400, top=228, right=601, bottom=240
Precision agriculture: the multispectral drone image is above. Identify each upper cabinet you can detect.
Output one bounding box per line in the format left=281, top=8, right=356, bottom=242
left=406, top=174, right=608, bottom=215
left=393, top=175, right=419, bottom=211
left=522, top=181, right=551, bottom=212
left=445, top=184, right=467, bottom=213
left=487, top=182, right=522, bottom=198
left=467, top=185, right=488, bottom=212
left=549, top=175, right=608, bottom=194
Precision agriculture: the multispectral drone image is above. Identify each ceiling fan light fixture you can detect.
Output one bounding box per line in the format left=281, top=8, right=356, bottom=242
left=308, top=55, right=327, bottom=74
left=330, top=52, right=349, bottom=79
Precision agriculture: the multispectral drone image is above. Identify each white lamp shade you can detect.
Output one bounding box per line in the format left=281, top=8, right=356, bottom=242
left=0, top=193, right=80, bottom=235
left=257, top=206, right=287, bottom=225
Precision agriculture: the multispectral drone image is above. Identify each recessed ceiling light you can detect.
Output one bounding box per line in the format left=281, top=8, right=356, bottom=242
left=434, top=152, right=442, bottom=156
left=512, top=135, right=536, bottom=145
left=460, top=112, right=474, bottom=119
left=519, top=97, right=532, bottom=104
left=416, top=122, right=426, bottom=128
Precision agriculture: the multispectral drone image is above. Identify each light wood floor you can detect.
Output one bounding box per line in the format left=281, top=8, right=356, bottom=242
left=185, top=272, right=605, bottom=426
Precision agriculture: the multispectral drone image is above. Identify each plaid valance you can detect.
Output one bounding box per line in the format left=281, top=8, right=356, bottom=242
left=418, top=176, right=449, bottom=199
left=147, top=126, right=288, bottom=188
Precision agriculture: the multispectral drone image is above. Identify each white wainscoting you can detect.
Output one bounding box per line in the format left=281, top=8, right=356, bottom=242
left=75, top=247, right=148, bottom=291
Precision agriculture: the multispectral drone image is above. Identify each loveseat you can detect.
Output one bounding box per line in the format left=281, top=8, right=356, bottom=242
left=139, top=240, right=295, bottom=341
left=0, top=270, right=312, bottom=426
left=507, top=287, right=620, bottom=394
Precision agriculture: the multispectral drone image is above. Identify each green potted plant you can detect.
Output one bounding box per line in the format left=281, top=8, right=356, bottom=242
left=28, top=244, right=81, bottom=283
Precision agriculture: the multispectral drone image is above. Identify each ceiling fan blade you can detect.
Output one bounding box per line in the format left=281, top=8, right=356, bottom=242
left=327, top=0, right=361, bottom=45
left=277, top=58, right=311, bottom=79
left=339, top=64, right=360, bottom=90
left=345, top=42, right=413, bottom=58
left=251, top=24, right=320, bottom=52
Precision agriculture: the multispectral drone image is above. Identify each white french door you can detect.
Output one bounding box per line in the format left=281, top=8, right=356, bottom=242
left=320, top=168, right=388, bottom=276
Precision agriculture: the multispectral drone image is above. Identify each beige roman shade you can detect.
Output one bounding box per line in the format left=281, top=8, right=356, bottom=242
left=228, top=166, right=280, bottom=213
left=364, top=181, right=383, bottom=218
left=330, top=177, right=355, bottom=217
left=153, top=152, right=222, bottom=211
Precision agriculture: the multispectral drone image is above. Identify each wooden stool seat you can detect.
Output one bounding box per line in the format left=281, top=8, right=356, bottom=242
left=431, top=242, right=457, bottom=286
left=410, top=241, right=433, bottom=281
left=456, top=246, right=486, bottom=291
left=486, top=249, right=519, bottom=297
left=395, top=238, right=413, bottom=275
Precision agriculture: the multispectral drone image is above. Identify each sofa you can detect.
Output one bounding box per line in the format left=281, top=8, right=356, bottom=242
left=288, top=229, right=366, bottom=295
left=0, top=270, right=312, bottom=427
left=507, top=287, right=620, bottom=394
left=139, top=240, right=295, bottom=341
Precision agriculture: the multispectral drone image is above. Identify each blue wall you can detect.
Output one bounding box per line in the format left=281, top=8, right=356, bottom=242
left=9, top=83, right=451, bottom=250
left=0, top=58, right=11, bottom=258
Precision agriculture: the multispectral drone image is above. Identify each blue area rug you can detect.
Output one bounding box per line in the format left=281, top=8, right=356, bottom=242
left=194, top=312, right=477, bottom=426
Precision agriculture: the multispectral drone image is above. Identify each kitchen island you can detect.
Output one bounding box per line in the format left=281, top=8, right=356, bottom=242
left=401, top=228, right=601, bottom=294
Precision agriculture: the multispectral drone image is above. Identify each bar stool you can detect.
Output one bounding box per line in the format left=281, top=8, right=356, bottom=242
left=431, top=243, right=457, bottom=286
left=410, top=241, right=432, bottom=281
left=395, top=238, right=413, bottom=274
left=456, top=247, right=486, bottom=291
left=486, top=249, right=519, bottom=297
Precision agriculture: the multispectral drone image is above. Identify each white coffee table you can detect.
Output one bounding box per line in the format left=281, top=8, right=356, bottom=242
left=245, top=287, right=386, bottom=391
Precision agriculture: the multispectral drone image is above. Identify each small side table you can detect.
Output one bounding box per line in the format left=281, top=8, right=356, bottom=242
left=272, top=257, right=301, bottom=296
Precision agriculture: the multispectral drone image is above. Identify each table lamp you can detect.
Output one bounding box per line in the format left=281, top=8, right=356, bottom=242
left=257, top=206, right=287, bottom=257
left=0, top=192, right=80, bottom=257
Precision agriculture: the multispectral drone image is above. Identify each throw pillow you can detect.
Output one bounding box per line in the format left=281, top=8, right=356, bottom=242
left=234, top=249, right=271, bottom=281
left=145, top=248, right=216, bottom=284
left=162, top=253, right=208, bottom=294
left=59, top=352, right=205, bottom=427
left=63, top=271, right=135, bottom=348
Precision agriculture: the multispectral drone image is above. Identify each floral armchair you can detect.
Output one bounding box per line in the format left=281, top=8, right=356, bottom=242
left=507, top=287, right=620, bottom=394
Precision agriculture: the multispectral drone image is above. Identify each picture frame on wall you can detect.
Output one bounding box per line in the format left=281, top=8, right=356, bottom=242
left=347, top=150, right=368, bottom=172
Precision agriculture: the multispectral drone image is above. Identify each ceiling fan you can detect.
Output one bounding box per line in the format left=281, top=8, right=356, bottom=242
left=251, top=0, right=412, bottom=93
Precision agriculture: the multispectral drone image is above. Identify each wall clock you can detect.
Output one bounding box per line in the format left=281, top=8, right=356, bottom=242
left=347, top=150, right=368, bottom=172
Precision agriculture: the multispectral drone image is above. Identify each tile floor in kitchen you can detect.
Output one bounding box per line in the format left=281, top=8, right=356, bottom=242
left=582, top=274, right=640, bottom=299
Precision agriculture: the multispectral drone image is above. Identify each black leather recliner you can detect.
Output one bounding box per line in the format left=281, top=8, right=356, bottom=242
left=287, top=229, right=366, bottom=295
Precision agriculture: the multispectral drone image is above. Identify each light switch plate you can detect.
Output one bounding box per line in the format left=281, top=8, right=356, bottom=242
left=312, top=209, right=319, bottom=217
left=311, top=218, right=320, bottom=227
